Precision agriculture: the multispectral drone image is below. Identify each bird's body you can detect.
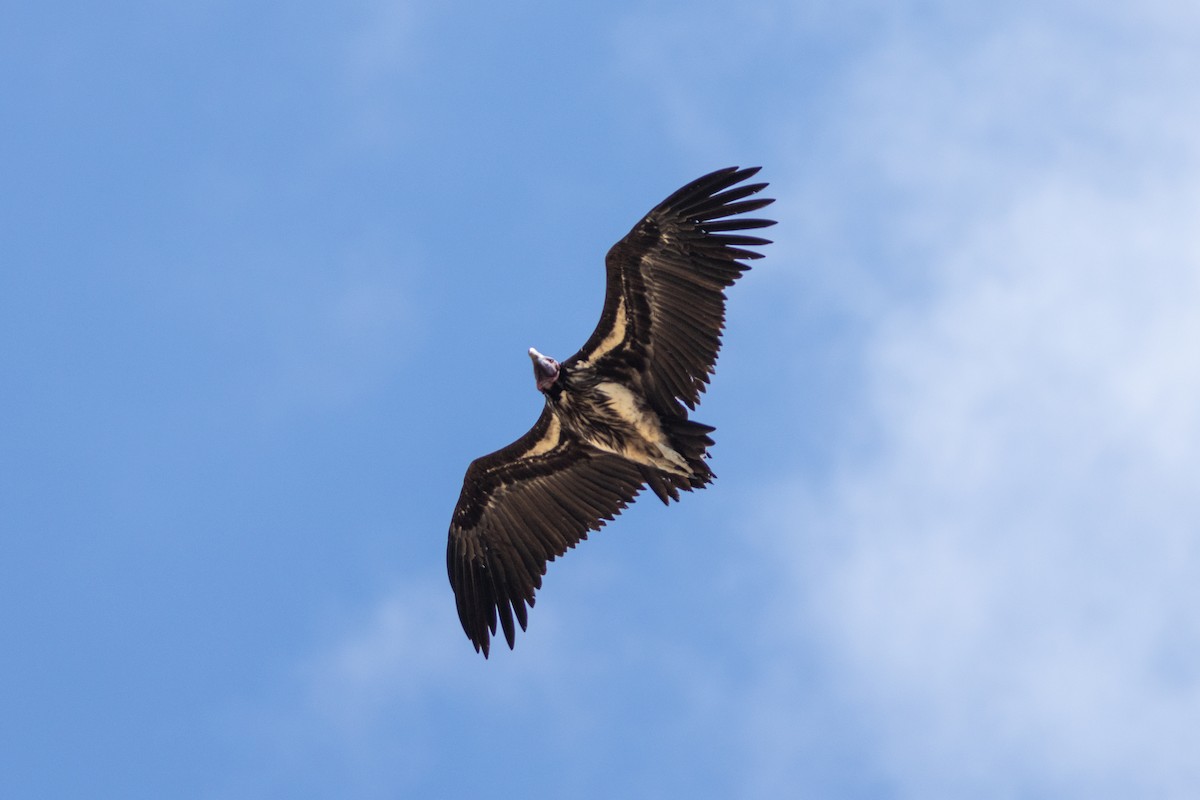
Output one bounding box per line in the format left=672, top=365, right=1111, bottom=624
left=447, top=167, right=774, bottom=656
left=543, top=355, right=710, bottom=482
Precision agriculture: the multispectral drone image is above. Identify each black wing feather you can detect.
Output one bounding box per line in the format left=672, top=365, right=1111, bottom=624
left=567, top=166, right=775, bottom=409
left=447, top=407, right=645, bottom=657
left=447, top=167, right=774, bottom=657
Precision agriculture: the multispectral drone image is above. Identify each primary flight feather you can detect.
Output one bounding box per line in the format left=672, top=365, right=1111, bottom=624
left=447, top=166, right=775, bottom=657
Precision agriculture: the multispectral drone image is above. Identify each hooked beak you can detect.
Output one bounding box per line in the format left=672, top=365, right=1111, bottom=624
left=528, top=347, right=560, bottom=392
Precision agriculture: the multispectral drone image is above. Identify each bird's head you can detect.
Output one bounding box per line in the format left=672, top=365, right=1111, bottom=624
left=528, top=347, right=560, bottom=392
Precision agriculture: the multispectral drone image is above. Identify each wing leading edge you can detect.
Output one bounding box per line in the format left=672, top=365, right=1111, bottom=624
left=447, top=167, right=775, bottom=656
left=447, top=408, right=646, bottom=656
left=569, top=166, right=775, bottom=409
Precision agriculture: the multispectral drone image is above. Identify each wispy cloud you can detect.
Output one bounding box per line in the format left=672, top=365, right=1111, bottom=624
left=225, top=4, right=1200, bottom=797
left=746, top=4, right=1200, bottom=797
left=303, top=581, right=461, bottom=729
left=340, top=0, right=424, bottom=148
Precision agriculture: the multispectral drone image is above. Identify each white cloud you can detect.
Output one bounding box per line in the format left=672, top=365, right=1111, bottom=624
left=234, top=4, right=1200, bottom=797
left=749, top=4, right=1200, bottom=797
left=344, top=0, right=418, bottom=88
left=784, top=182, right=1200, bottom=797
left=305, top=583, right=457, bottom=728
left=340, top=0, right=424, bottom=148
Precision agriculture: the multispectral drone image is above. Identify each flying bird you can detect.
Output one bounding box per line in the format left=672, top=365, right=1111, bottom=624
left=447, top=166, right=775, bottom=656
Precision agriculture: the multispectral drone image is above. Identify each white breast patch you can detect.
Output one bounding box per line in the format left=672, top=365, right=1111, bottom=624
left=595, top=381, right=688, bottom=473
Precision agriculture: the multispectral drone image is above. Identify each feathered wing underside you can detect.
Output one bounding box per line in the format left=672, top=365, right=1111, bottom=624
left=447, top=168, right=775, bottom=656
left=569, top=166, right=776, bottom=409
left=447, top=408, right=645, bottom=657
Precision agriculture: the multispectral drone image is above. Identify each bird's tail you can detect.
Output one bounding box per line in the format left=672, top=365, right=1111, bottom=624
left=639, top=418, right=716, bottom=504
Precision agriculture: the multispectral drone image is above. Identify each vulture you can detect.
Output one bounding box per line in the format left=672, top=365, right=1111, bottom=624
left=447, top=166, right=775, bottom=656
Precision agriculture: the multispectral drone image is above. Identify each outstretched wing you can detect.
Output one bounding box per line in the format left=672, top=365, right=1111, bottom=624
left=567, top=166, right=775, bottom=409
left=447, top=407, right=646, bottom=657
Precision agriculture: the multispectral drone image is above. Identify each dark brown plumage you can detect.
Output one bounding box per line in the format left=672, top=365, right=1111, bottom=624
left=447, top=167, right=775, bottom=656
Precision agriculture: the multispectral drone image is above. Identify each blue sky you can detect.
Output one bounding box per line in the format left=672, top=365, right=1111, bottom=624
left=4, top=1, right=1199, bottom=797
